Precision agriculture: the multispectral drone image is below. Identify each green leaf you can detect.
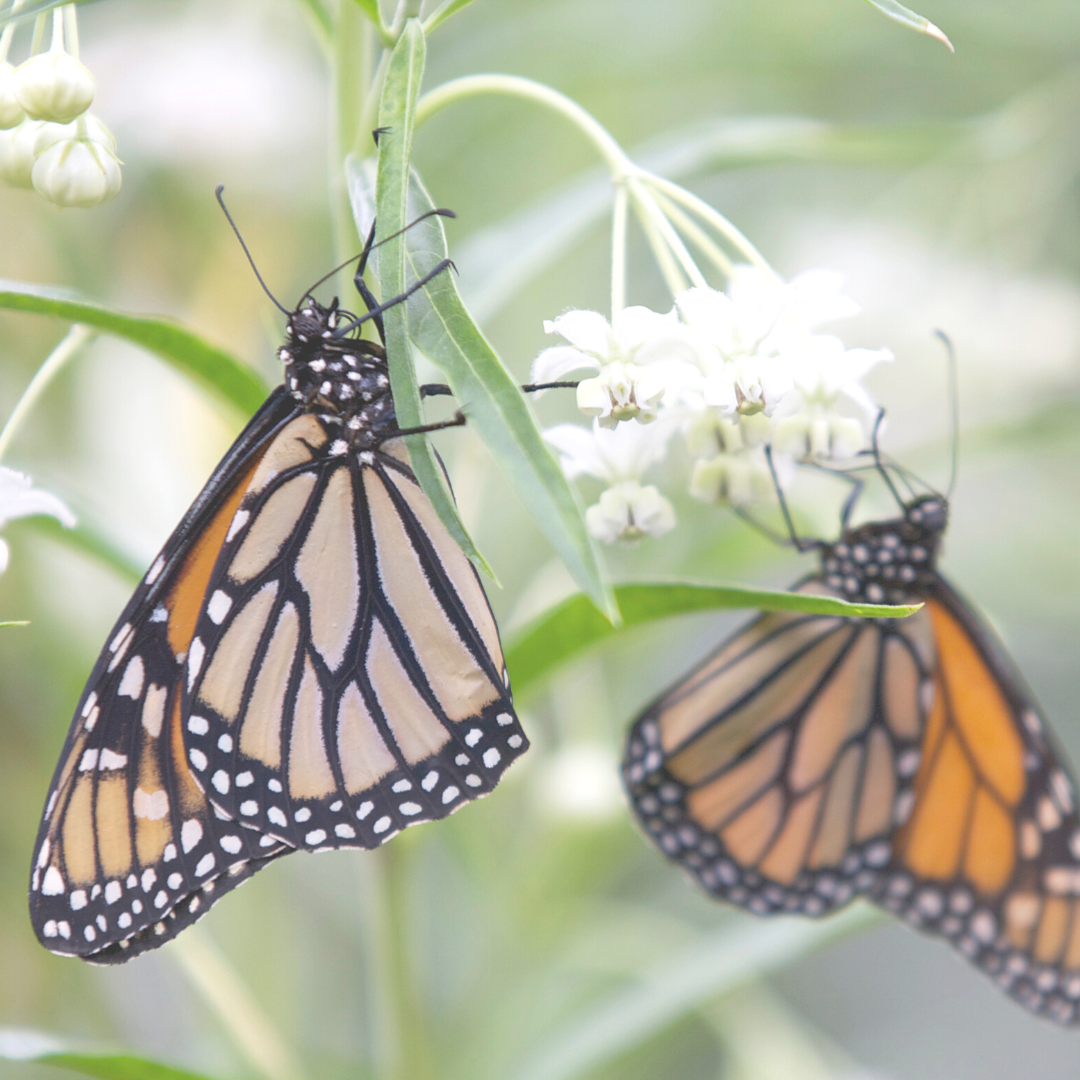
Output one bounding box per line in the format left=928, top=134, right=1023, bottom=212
left=422, top=0, right=480, bottom=34
left=0, top=620, right=29, bottom=627
left=349, top=0, right=382, bottom=25
left=862, top=0, right=953, bottom=50
left=505, top=581, right=922, bottom=696
left=0, top=1031, right=217, bottom=1080
left=373, top=21, right=494, bottom=577
left=0, top=281, right=268, bottom=417
left=512, top=907, right=881, bottom=1080
left=349, top=163, right=616, bottom=620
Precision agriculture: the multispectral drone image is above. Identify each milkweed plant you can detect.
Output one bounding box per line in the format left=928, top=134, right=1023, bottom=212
left=0, top=1, right=978, bottom=1079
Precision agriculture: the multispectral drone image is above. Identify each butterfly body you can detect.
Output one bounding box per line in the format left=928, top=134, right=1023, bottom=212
left=624, top=496, right=1080, bottom=1023
left=30, top=275, right=527, bottom=963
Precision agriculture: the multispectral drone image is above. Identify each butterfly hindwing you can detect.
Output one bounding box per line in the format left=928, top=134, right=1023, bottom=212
left=624, top=581, right=934, bottom=916
left=876, top=583, right=1080, bottom=1021
left=29, top=393, right=298, bottom=959
left=180, top=420, right=527, bottom=851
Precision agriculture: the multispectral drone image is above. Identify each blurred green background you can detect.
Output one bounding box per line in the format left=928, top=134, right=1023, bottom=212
left=4, top=0, right=1080, bottom=1077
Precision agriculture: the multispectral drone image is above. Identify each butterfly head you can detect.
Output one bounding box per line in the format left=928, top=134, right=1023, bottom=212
left=819, top=495, right=948, bottom=603
left=278, top=296, right=395, bottom=447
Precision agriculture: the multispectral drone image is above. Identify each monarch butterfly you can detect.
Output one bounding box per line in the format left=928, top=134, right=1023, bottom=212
left=623, top=454, right=1080, bottom=1024
left=29, top=201, right=529, bottom=963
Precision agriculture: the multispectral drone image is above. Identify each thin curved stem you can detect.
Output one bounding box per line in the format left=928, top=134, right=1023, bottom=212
left=416, top=74, right=634, bottom=177
left=62, top=1, right=77, bottom=58
left=643, top=174, right=775, bottom=275
left=628, top=176, right=707, bottom=290
left=610, top=183, right=628, bottom=318
left=0, top=325, right=94, bottom=465
left=650, top=188, right=733, bottom=278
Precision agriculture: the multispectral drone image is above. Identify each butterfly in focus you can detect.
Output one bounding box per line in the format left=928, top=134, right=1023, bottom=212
left=623, top=458, right=1080, bottom=1024
left=28, top=201, right=527, bottom=963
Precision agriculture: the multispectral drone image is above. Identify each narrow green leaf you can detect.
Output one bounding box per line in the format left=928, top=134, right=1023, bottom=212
left=862, top=0, right=953, bottom=50
left=0, top=1032, right=216, bottom=1080
left=505, top=582, right=921, bottom=695
left=513, top=907, right=881, bottom=1080
left=348, top=157, right=616, bottom=619
left=0, top=620, right=29, bottom=627
left=0, top=281, right=268, bottom=417
left=37, top=1053, right=217, bottom=1080
left=422, top=0, right=479, bottom=34
left=374, top=21, right=493, bottom=577
left=348, top=0, right=383, bottom=26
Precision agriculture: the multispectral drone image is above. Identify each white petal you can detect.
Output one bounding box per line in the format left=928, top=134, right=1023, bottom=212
left=545, top=310, right=613, bottom=358
left=531, top=345, right=598, bottom=384
left=626, top=484, right=676, bottom=538
left=611, top=305, right=678, bottom=351
left=543, top=423, right=610, bottom=481
left=0, top=468, right=75, bottom=528
left=0, top=538, right=9, bottom=574
left=575, top=377, right=611, bottom=419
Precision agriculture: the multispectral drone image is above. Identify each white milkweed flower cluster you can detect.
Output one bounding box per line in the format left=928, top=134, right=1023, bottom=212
left=0, top=6, right=120, bottom=207
left=535, top=265, right=892, bottom=544
left=0, top=466, right=75, bottom=574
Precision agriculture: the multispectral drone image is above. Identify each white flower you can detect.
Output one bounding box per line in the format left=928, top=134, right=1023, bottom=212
left=683, top=410, right=772, bottom=460
left=0, top=62, right=25, bottom=129
left=676, top=266, right=865, bottom=418
left=34, top=113, right=116, bottom=156
left=32, top=122, right=121, bottom=207
left=0, top=467, right=76, bottom=574
left=688, top=448, right=793, bottom=507
left=544, top=419, right=678, bottom=542
left=0, top=118, right=43, bottom=187
left=773, top=336, right=892, bottom=459
left=532, top=307, right=699, bottom=427
left=14, top=48, right=94, bottom=124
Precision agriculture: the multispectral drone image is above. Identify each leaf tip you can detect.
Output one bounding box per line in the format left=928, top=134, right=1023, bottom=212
left=924, top=19, right=954, bottom=51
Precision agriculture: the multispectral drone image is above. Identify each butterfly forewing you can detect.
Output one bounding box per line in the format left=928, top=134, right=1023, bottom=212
left=29, top=394, right=297, bottom=959
left=180, top=421, right=526, bottom=851
left=624, top=582, right=934, bottom=916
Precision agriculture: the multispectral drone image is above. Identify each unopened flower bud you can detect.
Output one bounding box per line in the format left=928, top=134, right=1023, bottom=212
left=0, top=118, right=43, bottom=187
left=15, top=49, right=94, bottom=124
left=34, top=113, right=115, bottom=156
left=0, top=62, right=25, bottom=129
left=33, top=134, right=121, bottom=207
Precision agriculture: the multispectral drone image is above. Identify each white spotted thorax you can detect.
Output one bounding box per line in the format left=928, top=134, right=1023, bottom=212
left=820, top=496, right=948, bottom=605
left=279, top=297, right=395, bottom=450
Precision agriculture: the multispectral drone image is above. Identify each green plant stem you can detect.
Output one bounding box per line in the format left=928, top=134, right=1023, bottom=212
left=0, top=324, right=94, bottom=464
left=330, top=3, right=379, bottom=283
left=650, top=188, right=734, bottom=278
left=169, top=931, right=308, bottom=1080
left=61, top=2, right=77, bottom=58
left=382, top=843, right=433, bottom=1080
left=610, top=182, right=627, bottom=317
left=643, top=173, right=774, bottom=275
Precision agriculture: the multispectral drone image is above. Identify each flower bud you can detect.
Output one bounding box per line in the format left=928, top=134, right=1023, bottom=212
left=0, top=62, right=25, bottom=129
left=689, top=454, right=775, bottom=506
left=15, top=49, right=94, bottom=124
left=32, top=135, right=121, bottom=207
left=34, top=113, right=116, bottom=156
left=0, top=118, right=43, bottom=187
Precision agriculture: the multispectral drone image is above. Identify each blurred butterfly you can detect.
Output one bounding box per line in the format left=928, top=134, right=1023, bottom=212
left=29, top=196, right=528, bottom=963
left=623, top=440, right=1080, bottom=1024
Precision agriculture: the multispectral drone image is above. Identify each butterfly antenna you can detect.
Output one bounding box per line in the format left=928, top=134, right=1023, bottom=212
left=215, top=186, right=290, bottom=315
left=299, top=209, right=458, bottom=303
left=935, top=328, right=960, bottom=499
left=870, top=408, right=907, bottom=513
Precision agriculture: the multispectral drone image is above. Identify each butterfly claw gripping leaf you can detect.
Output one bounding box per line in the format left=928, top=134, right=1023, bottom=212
left=624, top=497, right=1080, bottom=1024
left=30, top=282, right=527, bottom=963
